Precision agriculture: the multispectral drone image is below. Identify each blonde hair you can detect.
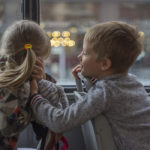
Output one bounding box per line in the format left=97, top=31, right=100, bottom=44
left=0, top=20, right=51, bottom=88
left=84, top=21, right=144, bottom=72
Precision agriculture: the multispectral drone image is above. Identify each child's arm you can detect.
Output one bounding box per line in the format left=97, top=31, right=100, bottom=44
left=31, top=57, right=69, bottom=108
left=72, top=64, right=81, bottom=80
left=30, top=80, right=110, bottom=133
left=38, top=79, right=69, bottom=109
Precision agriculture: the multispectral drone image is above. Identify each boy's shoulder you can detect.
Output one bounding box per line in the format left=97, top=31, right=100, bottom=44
left=99, top=73, right=138, bottom=83
left=95, top=73, right=143, bottom=89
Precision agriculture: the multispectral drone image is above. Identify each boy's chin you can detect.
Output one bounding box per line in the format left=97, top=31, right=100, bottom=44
left=81, top=71, right=92, bottom=78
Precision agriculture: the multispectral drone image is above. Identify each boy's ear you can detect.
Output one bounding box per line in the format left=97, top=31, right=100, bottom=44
left=100, top=58, right=112, bottom=71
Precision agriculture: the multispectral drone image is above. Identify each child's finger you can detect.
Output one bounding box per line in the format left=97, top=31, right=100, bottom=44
left=33, top=65, right=43, bottom=73
left=37, top=56, right=43, bottom=62
left=72, top=65, right=81, bottom=75
left=30, top=79, right=38, bottom=95
left=36, top=57, right=44, bottom=68
left=32, top=64, right=46, bottom=80
left=72, top=65, right=81, bottom=79
left=72, top=64, right=81, bottom=71
left=32, top=73, right=44, bottom=80
left=30, top=79, right=36, bottom=88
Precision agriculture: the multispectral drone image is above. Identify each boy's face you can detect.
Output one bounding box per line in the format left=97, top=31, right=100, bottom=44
left=78, top=40, right=102, bottom=78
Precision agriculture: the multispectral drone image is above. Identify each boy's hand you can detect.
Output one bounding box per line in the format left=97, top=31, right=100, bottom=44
left=30, top=79, right=38, bottom=96
left=32, top=57, right=46, bottom=80
left=72, top=64, right=81, bottom=79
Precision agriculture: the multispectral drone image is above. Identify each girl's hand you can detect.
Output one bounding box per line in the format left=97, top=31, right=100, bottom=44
left=30, top=79, right=38, bottom=96
left=72, top=64, right=81, bottom=79
left=32, top=57, right=46, bottom=80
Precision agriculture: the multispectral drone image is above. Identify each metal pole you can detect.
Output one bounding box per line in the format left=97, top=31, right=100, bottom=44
left=22, top=0, right=40, bottom=24
left=32, top=0, right=40, bottom=24
left=22, top=0, right=32, bottom=20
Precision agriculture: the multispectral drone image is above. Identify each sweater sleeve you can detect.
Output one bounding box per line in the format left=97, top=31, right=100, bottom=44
left=38, top=79, right=69, bottom=109
left=30, top=82, right=109, bottom=133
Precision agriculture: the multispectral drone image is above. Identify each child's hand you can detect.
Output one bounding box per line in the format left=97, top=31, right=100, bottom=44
left=30, top=79, right=38, bottom=96
left=32, top=57, right=46, bottom=80
left=72, top=64, right=81, bottom=79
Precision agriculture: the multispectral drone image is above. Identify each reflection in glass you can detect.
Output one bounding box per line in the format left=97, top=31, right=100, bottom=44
left=0, top=0, right=21, bottom=37
left=41, top=1, right=150, bottom=85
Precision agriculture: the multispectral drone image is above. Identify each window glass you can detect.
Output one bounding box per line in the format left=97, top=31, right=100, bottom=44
left=41, top=1, right=150, bottom=85
left=0, top=0, right=22, bottom=37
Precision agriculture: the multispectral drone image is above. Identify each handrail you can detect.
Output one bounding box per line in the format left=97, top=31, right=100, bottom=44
left=22, top=0, right=40, bottom=24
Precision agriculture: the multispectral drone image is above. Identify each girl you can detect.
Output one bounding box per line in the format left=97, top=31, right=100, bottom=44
left=0, top=20, right=68, bottom=150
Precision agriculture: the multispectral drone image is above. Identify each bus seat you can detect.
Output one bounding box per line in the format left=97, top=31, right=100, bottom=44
left=75, top=78, right=117, bottom=150
left=92, top=115, right=117, bottom=150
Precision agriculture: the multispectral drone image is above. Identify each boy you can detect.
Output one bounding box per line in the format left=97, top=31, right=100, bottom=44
left=30, top=21, right=150, bottom=150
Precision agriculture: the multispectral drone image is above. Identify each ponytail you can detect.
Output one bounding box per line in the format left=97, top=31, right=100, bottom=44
left=0, top=48, right=36, bottom=88
left=0, top=20, right=50, bottom=88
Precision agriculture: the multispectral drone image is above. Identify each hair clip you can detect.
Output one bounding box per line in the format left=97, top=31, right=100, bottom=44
left=24, top=44, right=32, bottom=50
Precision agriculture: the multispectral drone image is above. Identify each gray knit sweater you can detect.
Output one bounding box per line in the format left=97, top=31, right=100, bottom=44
left=31, top=74, right=150, bottom=150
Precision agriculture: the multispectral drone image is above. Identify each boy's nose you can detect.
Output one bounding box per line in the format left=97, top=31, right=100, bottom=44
left=78, top=53, right=82, bottom=61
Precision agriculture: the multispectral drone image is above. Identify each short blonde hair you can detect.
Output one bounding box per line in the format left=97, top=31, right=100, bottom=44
left=84, top=21, right=143, bottom=72
left=0, top=20, right=51, bottom=88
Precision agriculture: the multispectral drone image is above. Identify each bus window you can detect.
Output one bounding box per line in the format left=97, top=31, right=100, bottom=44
left=40, top=1, right=150, bottom=85
left=0, top=0, right=22, bottom=38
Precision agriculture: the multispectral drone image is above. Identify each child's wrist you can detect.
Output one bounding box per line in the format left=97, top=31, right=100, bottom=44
left=30, top=93, right=42, bottom=106
left=30, top=91, right=38, bottom=96
left=30, top=93, right=38, bottom=98
left=26, top=93, right=39, bottom=109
